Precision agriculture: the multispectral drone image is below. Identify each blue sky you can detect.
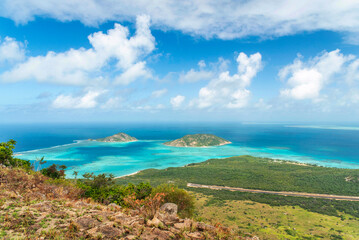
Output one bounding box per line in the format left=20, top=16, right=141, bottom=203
left=1, top=1, right=359, bottom=123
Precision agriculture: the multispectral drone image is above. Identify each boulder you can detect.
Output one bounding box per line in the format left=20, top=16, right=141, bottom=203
left=75, top=216, right=100, bottom=230
left=146, top=216, right=163, bottom=227
left=174, top=218, right=192, bottom=230
left=140, top=228, right=175, bottom=240
left=197, top=222, right=215, bottom=232
left=97, top=224, right=123, bottom=238
left=186, top=232, right=203, bottom=239
left=156, top=203, right=179, bottom=225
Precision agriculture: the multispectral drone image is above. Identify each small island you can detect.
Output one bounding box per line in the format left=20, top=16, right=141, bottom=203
left=94, top=133, right=137, bottom=142
left=164, top=134, right=231, bottom=147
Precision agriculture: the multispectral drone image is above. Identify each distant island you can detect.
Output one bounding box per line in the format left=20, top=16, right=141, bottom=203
left=93, top=132, right=137, bottom=142
left=164, top=134, right=231, bottom=147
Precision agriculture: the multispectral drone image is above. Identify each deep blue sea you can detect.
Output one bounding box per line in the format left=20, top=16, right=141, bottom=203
left=1, top=122, right=359, bottom=178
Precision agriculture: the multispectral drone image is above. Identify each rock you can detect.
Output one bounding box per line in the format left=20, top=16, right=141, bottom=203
left=96, top=224, right=123, bottom=238
left=186, top=232, right=203, bottom=239
left=160, top=203, right=178, bottom=215
left=75, top=201, right=89, bottom=207
left=75, top=216, right=100, bottom=230
left=146, top=216, right=163, bottom=227
left=156, top=203, right=179, bottom=225
left=197, top=222, right=215, bottom=232
left=124, top=235, right=137, bottom=240
left=108, top=203, right=121, bottom=211
left=31, top=201, right=53, bottom=212
left=140, top=228, right=175, bottom=240
left=174, top=218, right=192, bottom=230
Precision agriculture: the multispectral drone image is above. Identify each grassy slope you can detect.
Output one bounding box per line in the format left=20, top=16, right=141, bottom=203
left=195, top=194, right=359, bottom=240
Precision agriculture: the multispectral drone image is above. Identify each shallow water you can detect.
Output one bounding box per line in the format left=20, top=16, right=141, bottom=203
left=1, top=122, right=359, bottom=177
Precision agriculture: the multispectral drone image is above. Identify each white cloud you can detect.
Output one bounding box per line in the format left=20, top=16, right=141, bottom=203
left=179, top=69, right=213, bottom=83
left=255, top=98, right=272, bottom=110
left=52, top=90, right=104, bottom=109
left=0, top=37, right=25, bottom=63
left=280, top=50, right=353, bottom=100
left=194, top=52, right=262, bottom=109
left=101, top=97, right=121, bottom=109
left=170, top=95, right=185, bottom=108
left=114, top=61, right=152, bottom=85
left=346, top=59, right=359, bottom=84
left=198, top=60, right=206, bottom=68
left=0, top=15, right=155, bottom=85
left=151, top=88, right=167, bottom=98
left=1, top=1, right=359, bottom=42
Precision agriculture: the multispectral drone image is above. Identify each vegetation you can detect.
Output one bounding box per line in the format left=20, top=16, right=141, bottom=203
left=0, top=139, right=31, bottom=170
left=164, top=134, right=231, bottom=147
left=116, top=155, right=359, bottom=218
left=77, top=173, right=195, bottom=218
left=40, top=164, right=67, bottom=179
left=95, top=132, right=137, bottom=142
left=194, top=193, right=359, bottom=240
left=0, top=165, right=230, bottom=240
left=153, top=184, right=195, bottom=218
left=117, top=155, right=359, bottom=196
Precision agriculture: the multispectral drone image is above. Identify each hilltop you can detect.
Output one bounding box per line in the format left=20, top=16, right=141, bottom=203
left=164, top=134, right=231, bottom=147
left=0, top=165, right=242, bottom=240
left=95, top=133, right=137, bottom=142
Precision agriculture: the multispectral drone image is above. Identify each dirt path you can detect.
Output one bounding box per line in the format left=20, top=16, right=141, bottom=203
left=187, top=183, right=359, bottom=201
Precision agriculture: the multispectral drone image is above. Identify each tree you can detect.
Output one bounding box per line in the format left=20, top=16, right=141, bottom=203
left=0, top=140, right=31, bottom=170
left=33, top=156, right=47, bottom=171
left=41, top=164, right=67, bottom=179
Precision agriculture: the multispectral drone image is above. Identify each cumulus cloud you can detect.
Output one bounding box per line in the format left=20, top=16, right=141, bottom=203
left=193, top=52, right=262, bottom=109
left=1, top=1, right=359, bottom=42
left=179, top=69, right=213, bottom=83
left=280, top=50, right=353, bottom=100
left=0, top=37, right=25, bottom=63
left=151, top=88, right=167, bottom=98
left=52, top=90, right=105, bottom=109
left=0, top=15, right=155, bottom=85
left=170, top=95, right=185, bottom=108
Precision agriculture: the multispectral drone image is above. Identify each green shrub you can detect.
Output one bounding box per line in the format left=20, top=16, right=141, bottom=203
left=0, top=140, right=31, bottom=170
left=153, top=184, right=195, bottom=218
left=40, top=164, right=66, bottom=179
left=77, top=173, right=153, bottom=206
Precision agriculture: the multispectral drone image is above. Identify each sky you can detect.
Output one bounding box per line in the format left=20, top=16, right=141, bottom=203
left=1, top=0, right=359, bottom=123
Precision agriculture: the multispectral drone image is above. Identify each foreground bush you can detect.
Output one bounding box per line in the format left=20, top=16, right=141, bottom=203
left=41, top=164, right=67, bottom=179
left=153, top=184, right=195, bottom=218
left=78, top=173, right=195, bottom=217
left=78, top=173, right=153, bottom=206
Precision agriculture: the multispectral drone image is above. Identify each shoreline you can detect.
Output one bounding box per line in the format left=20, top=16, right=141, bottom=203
left=114, top=171, right=140, bottom=179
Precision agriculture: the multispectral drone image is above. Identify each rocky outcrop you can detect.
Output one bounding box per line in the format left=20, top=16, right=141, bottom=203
left=0, top=165, right=259, bottom=239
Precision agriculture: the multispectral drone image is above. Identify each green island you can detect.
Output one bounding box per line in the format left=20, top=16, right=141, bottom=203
left=164, top=134, right=231, bottom=147
left=94, top=132, right=137, bottom=142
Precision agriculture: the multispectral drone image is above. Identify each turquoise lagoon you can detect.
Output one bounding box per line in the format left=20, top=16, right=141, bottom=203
left=2, top=123, right=359, bottom=177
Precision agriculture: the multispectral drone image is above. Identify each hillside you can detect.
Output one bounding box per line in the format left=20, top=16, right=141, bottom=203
left=95, top=133, right=137, bottom=142
left=164, top=134, right=231, bottom=147
left=0, top=165, right=243, bottom=240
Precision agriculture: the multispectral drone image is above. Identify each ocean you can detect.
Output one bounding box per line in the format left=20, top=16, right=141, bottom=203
left=1, top=122, right=359, bottom=177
